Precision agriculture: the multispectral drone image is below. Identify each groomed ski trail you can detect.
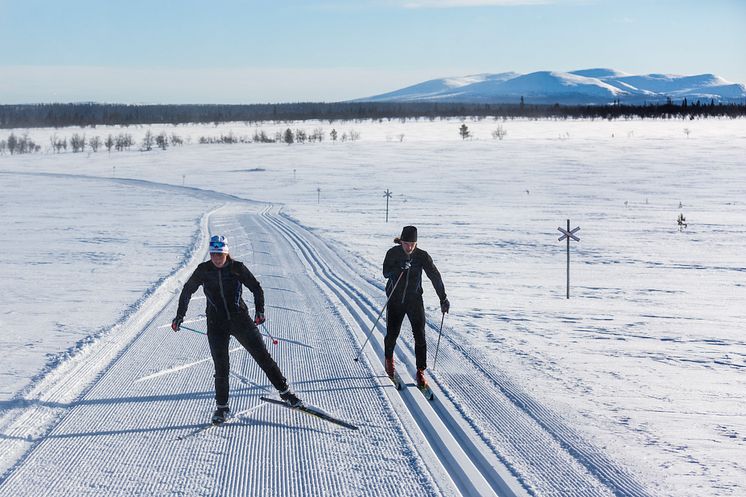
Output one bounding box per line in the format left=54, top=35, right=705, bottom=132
left=260, top=206, right=654, bottom=497
left=0, top=191, right=653, bottom=497
left=0, top=203, right=448, bottom=497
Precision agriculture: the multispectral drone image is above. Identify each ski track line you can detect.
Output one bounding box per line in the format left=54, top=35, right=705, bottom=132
left=259, top=209, right=524, bottom=497
left=0, top=204, right=446, bottom=497
left=207, top=206, right=445, bottom=497
left=0, top=180, right=652, bottom=497
left=263, top=207, right=654, bottom=497
left=253, top=208, right=456, bottom=497
left=306, top=209, right=652, bottom=497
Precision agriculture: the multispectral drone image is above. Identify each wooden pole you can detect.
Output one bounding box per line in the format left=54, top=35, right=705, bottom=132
left=384, top=189, right=392, bottom=222
left=566, top=219, right=570, bottom=299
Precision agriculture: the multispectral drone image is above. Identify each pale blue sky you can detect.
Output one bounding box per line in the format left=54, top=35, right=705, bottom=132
left=1, top=0, right=744, bottom=103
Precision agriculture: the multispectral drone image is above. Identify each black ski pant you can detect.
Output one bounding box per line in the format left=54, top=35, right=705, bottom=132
left=207, top=310, right=288, bottom=406
left=385, top=296, right=427, bottom=370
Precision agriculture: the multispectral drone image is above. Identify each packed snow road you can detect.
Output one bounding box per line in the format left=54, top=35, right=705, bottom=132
left=0, top=195, right=650, bottom=497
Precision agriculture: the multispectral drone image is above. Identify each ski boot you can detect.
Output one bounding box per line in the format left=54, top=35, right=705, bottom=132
left=279, top=387, right=303, bottom=408
left=212, top=405, right=230, bottom=425
left=416, top=368, right=434, bottom=400
left=416, top=368, right=429, bottom=389
left=385, top=357, right=396, bottom=379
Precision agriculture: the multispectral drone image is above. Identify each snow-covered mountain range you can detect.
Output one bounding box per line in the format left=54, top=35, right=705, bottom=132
left=359, top=68, right=746, bottom=104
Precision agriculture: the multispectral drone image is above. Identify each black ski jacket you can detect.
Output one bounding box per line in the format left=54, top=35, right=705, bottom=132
left=176, top=258, right=264, bottom=321
left=383, top=245, right=446, bottom=305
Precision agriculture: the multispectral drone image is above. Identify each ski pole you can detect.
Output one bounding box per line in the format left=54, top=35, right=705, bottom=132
left=178, top=324, right=207, bottom=335
left=432, top=312, right=446, bottom=370
left=179, top=323, right=277, bottom=345
left=354, top=270, right=405, bottom=362
left=261, top=322, right=279, bottom=345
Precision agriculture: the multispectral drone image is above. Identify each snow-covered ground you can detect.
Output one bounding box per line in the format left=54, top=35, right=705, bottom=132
left=1, top=117, right=745, bottom=496
left=0, top=172, right=221, bottom=400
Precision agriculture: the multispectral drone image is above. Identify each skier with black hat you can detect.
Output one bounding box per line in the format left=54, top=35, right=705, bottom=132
left=171, top=234, right=302, bottom=425
left=382, top=225, right=449, bottom=391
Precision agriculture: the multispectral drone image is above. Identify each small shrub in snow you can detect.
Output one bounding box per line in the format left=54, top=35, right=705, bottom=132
left=459, top=123, right=470, bottom=140
left=88, top=136, right=101, bottom=152
left=491, top=125, right=507, bottom=140
left=51, top=135, right=67, bottom=153
left=70, top=133, right=86, bottom=153
left=141, top=130, right=154, bottom=151
left=155, top=132, right=168, bottom=150
left=283, top=128, right=294, bottom=145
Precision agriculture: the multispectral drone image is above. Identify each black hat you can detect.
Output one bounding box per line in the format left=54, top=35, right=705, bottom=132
left=396, top=225, right=417, bottom=243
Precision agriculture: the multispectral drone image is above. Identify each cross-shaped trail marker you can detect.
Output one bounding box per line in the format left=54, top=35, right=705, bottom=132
left=557, top=219, right=581, bottom=299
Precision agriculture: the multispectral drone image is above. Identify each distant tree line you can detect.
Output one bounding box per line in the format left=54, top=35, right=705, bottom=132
left=0, top=130, right=178, bottom=155
left=1, top=99, right=744, bottom=129
left=0, top=125, right=363, bottom=155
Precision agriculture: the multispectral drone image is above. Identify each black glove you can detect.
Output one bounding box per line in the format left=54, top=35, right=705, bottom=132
left=401, top=260, right=411, bottom=270
left=171, top=315, right=184, bottom=332
left=440, top=298, right=450, bottom=314
left=254, top=312, right=266, bottom=325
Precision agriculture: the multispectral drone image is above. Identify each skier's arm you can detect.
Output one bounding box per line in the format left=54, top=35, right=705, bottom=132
left=175, top=266, right=204, bottom=318
left=422, top=252, right=447, bottom=302
left=236, top=263, right=265, bottom=314
left=382, top=249, right=403, bottom=280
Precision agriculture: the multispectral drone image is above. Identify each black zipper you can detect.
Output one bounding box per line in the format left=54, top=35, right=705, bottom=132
left=217, top=267, right=232, bottom=320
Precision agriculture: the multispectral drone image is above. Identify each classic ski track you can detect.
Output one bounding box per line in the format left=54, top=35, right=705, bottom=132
left=0, top=174, right=651, bottom=497
left=261, top=207, right=654, bottom=497
left=0, top=203, right=448, bottom=497
left=259, top=209, right=521, bottom=497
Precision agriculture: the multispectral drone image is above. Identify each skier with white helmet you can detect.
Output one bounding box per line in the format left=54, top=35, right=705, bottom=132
left=171, top=234, right=302, bottom=424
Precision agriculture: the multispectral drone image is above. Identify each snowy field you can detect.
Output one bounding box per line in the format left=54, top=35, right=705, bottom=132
left=1, top=117, right=745, bottom=496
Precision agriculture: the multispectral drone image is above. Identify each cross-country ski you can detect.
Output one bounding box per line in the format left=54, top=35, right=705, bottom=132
left=175, top=406, right=261, bottom=441
left=417, top=384, right=435, bottom=401
left=389, top=370, right=404, bottom=391
left=259, top=397, right=359, bottom=431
